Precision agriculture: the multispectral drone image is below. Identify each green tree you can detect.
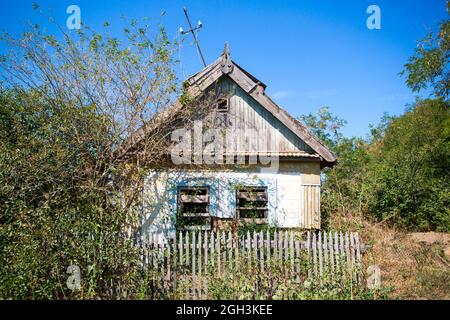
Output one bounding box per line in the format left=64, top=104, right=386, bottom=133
left=401, top=1, right=449, bottom=99
left=368, top=99, right=450, bottom=231
left=0, top=12, right=181, bottom=298
left=299, top=107, right=371, bottom=227
left=300, top=100, right=450, bottom=232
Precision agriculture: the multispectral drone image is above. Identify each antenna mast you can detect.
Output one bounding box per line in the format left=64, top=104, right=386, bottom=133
left=180, top=6, right=207, bottom=67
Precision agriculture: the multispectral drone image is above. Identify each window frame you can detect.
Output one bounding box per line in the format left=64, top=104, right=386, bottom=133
left=177, top=186, right=211, bottom=230
left=235, top=186, right=269, bottom=224
left=216, top=96, right=229, bottom=113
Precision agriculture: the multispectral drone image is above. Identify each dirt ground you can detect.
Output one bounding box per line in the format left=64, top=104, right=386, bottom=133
left=329, top=213, right=450, bottom=300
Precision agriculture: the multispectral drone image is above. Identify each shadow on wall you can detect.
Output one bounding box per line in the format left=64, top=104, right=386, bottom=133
left=139, top=169, right=282, bottom=243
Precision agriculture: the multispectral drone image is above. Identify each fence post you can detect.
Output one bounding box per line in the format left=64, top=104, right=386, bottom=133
left=329, top=231, right=334, bottom=281
left=307, top=231, right=311, bottom=278
left=185, top=231, right=190, bottom=299
left=295, top=239, right=300, bottom=283
left=354, top=232, right=361, bottom=284
left=253, top=232, right=258, bottom=297
left=222, top=231, right=227, bottom=281
left=284, top=231, right=289, bottom=278
left=323, top=231, right=328, bottom=278
left=217, top=231, right=221, bottom=278
left=204, top=230, right=208, bottom=298
left=318, top=231, right=323, bottom=281
left=274, top=231, right=278, bottom=269
left=210, top=231, right=214, bottom=269
left=289, top=231, right=294, bottom=277
left=198, top=231, right=202, bottom=299
left=266, top=230, right=272, bottom=290
left=349, top=232, right=356, bottom=283
left=259, top=231, right=264, bottom=274
left=228, top=231, right=232, bottom=283
left=312, top=231, right=317, bottom=278
left=139, top=230, right=362, bottom=298
left=339, top=232, right=345, bottom=279
left=334, top=231, right=340, bottom=277
left=246, top=231, right=251, bottom=274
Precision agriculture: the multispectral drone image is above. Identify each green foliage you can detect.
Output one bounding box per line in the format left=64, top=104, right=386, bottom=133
left=169, top=252, right=386, bottom=300
left=368, top=99, right=450, bottom=231
left=0, top=13, right=180, bottom=299
left=0, top=88, right=142, bottom=299
left=401, top=1, right=449, bottom=98
left=299, top=106, right=346, bottom=149
left=145, top=233, right=389, bottom=300
left=301, top=100, right=449, bottom=232
left=300, top=107, right=372, bottom=227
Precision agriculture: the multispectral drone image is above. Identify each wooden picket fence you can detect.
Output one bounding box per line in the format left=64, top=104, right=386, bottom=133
left=139, top=230, right=362, bottom=299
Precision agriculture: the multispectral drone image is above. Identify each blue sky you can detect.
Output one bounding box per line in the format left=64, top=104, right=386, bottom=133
left=0, top=0, right=447, bottom=137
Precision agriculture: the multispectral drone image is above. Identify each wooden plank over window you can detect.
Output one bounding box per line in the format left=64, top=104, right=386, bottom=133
left=236, top=186, right=268, bottom=223
left=178, top=187, right=211, bottom=230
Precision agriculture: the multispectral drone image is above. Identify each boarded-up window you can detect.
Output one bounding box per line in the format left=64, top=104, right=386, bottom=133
left=216, top=97, right=229, bottom=112
left=236, top=186, right=268, bottom=224
left=177, top=187, right=211, bottom=230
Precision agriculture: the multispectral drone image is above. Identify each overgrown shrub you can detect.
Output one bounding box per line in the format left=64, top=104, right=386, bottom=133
left=300, top=99, right=449, bottom=232
left=0, top=13, right=180, bottom=299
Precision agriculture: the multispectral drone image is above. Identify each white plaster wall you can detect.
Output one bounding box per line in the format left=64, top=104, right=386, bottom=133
left=140, top=168, right=305, bottom=241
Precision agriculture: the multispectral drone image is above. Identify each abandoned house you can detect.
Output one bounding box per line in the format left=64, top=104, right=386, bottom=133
left=134, top=45, right=336, bottom=241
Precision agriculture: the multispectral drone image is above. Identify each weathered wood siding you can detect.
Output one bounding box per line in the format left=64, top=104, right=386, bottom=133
left=280, top=161, right=321, bottom=229
left=302, top=184, right=321, bottom=229
left=210, top=78, right=315, bottom=153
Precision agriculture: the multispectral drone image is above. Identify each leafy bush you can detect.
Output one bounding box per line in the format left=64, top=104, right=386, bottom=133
left=0, top=13, right=179, bottom=299
left=300, top=99, right=449, bottom=232
left=367, top=99, right=450, bottom=231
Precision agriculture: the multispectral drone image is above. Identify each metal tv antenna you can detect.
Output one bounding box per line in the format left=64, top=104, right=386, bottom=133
left=179, top=6, right=207, bottom=67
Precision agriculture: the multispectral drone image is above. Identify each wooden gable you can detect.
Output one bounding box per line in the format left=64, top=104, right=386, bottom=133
left=122, top=44, right=337, bottom=167
left=208, top=76, right=316, bottom=155
left=183, top=44, right=336, bottom=166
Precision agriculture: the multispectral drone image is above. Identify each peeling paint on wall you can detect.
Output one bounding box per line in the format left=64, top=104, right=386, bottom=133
left=141, top=165, right=320, bottom=241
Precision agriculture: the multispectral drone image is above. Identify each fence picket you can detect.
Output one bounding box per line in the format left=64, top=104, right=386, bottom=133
left=222, top=231, right=226, bottom=280
left=354, top=232, right=361, bottom=283
left=334, top=231, right=340, bottom=276
left=217, top=231, right=221, bottom=277
left=198, top=231, right=202, bottom=299
left=328, top=231, right=334, bottom=280
left=167, top=238, right=171, bottom=293
left=289, top=231, right=294, bottom=277
left=279, top=231, right=283, bottom=270
left=345, top=232, right=351, bottom=277
left=246, top=231, right=251, bottom=272
left=173, top=234, right=178, bottom=291
left=312, top=232, right=317, bottom=278
left=318, top=231, right=323, bottom=280
left=307, top=231, right=311, bottom=278
left=228, top=231, right=232, bottom=279
left=284, top=231, right=289, bottom=277
left=234, top=234, right=239, bottom=290
left=349, top=232, right=356, bottom=282
left=185, top=232, right=190, bottom=298
left=210, top=231, right=214, bottom=269
left=192, top=231, right=196, bottom=299
left=266, top=230, right=271, bottom=288
left=140, top=230, right=363, bottom=300
left=253, top=232, right=258, bottom=296
left=259, top=231, right=264, bottom=274
left=274, top=231, right=278, bottom=267
left=323, top=232, right=328, bottom=276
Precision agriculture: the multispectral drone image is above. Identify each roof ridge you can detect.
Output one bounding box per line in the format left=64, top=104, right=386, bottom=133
left=125, top=45, right=337, bottom=166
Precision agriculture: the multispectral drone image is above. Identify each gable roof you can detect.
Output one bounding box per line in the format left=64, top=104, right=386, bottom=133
left=121, top=44, right=337, bottom=167
left=183, top=44, right=337, bottom=167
